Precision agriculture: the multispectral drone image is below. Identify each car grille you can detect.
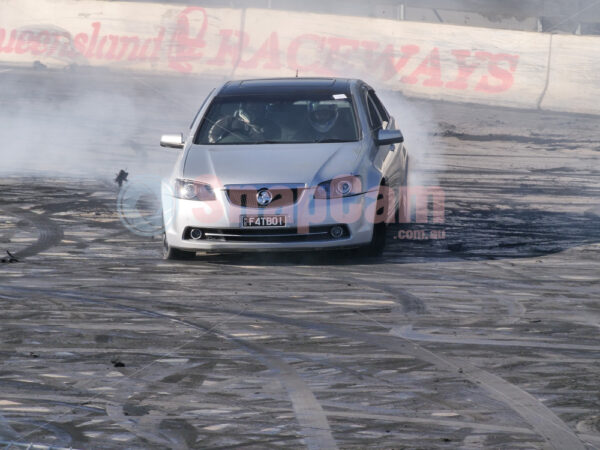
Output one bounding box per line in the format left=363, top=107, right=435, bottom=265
left=226, top=186, right=304, bottom=208
left=183, top=225, right=350, bottom=243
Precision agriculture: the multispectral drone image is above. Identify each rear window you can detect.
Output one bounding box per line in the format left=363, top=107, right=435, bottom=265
left=194, top=94, right=359, bottom=145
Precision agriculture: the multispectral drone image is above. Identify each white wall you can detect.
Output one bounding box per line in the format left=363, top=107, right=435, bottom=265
left=541, top=34, right=600, bottom=115
left=0, top=0, right=596, bottom=114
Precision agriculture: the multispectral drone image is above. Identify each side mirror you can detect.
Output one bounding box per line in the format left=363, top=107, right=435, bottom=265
left=160, top=133, right=185, bottom=149
left=376, top=129, right=404, bottom=146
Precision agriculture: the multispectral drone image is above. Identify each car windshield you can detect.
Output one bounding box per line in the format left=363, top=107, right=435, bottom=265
left=194, top=94, right=359, bottom=145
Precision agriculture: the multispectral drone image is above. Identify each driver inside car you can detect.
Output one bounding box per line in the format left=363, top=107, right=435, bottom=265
left=207, top=102, right=281, bottom=144
left=294, top=101, right=340, bottom=142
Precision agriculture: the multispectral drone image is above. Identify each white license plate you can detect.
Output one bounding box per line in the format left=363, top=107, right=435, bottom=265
left=241, top=215, right=286, bottom=227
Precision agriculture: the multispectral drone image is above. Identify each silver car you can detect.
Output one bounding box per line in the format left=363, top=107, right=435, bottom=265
left=160, top=78, right=409, bottom=259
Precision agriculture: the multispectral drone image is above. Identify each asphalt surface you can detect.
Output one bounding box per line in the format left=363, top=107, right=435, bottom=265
left=0, top=67, right=599, bottom=449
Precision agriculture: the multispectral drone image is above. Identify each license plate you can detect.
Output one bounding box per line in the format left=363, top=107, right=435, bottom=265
left=241, top=215, right=286, bottom=227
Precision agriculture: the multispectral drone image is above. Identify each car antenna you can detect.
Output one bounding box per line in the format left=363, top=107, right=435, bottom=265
left=296, top=69, right=299, bottom=78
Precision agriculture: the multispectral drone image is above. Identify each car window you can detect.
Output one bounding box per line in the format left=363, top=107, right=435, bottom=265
left=194, top=93, right=359, bottom=145
left=369, top=91, right=390, bottom=127
left=366, top=94, right=383, bottom=132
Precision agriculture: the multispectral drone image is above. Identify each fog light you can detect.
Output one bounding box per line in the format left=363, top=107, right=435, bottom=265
left=330, top=225, right=344, bottom=239
left=190, top=228, right=204, bottom=240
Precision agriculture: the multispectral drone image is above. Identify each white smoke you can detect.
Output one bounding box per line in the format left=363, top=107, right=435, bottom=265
left=0, top=69, right=209, bottom=181
left=377, top=91, right=444, bottom=189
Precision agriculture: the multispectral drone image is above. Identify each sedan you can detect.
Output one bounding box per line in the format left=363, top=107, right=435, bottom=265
left=160, top=78, right=409, bottom=259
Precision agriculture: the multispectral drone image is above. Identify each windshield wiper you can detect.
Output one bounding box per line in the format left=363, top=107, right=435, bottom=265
left=240, top=140, right=285, bottom=144
left=228, top=139, right=352, bottom=145
left=251, top=140, right=307, bottom=144
left=313, top=138, right=351, bottom=143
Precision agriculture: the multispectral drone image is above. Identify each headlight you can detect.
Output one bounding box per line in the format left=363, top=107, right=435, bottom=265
left=174, top=179, right=216, bottom=201
left=314, top=175, right=362, bottom=199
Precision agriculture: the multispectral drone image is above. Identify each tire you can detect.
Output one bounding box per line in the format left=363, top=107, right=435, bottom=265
left=397, top=157, right=410, bottom=224
left=362, top=221, right=386, bottom=257
left=163, top=233, right=196, bottom=260
left=360, top=187, right=388, bottom=257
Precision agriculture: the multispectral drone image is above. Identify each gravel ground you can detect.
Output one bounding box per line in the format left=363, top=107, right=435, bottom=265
left=0, top=67, right=599, bottom=449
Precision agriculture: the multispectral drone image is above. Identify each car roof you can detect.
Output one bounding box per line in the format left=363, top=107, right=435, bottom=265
left=217, top=78, right=361, bottom=97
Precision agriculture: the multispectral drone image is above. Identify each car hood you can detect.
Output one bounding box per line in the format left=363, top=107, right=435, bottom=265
left=182, top=142, right=364, bottom=187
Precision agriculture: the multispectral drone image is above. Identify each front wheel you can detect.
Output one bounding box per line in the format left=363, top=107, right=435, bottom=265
left=397, top=157, right=410, bottom=224
left=360, top=187, right=388, bottom=257
left=361, top=221, right=386, bottom=257
left=163, top=234, right=196, bottom=260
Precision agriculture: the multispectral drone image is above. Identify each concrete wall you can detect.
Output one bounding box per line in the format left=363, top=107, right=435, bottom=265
left=0, top=0, right=597, bottom=115
left=541, top=34, right=600, bottom=115
left=101, top=0, right=600, bottom=34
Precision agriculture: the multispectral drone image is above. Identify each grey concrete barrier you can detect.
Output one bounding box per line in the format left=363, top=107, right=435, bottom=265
left=233, top=8, right=551, bottom=110
left=540, top=34, right=600, bottom=115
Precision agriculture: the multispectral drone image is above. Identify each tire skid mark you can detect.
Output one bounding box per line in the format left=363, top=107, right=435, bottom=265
left=348, top=276, right=427, bottom=315
left=477, top=264, right=600, bottom=322
left=182, top=264, right=586, bottom=448
left=263, top=267, right=427, bottom=315
left=65, top=279, right=587, bottom=449
left=197, top=305, right=586, bottom=450
left=502, top=295, right=527, bottom=325
left=257, top=347, right=479, bottom=426
left=1, top=206, right=63, bottom=259
left=0, top=285, right=338, bottom=450
left=323, top=410, right=536, bottom=436
left=105, top=404, right=173, bottom=448
left=3, top=284, right=586, bottom=449
left=262, top=266, right=590, bottom=448
left=480, top=262, right=535, bottom=324
left=329, top=265, right=527, bottom=323
left=580, top=433, right=600, bottom=447
left=481, top=262, right=599, bottom=327
left=0, top=412, right=20, bottom=441
left=17, top=419, right=74, bottom=448
left=208, top=434, right=301, bottom=449
left=6, top=397, right=105, bottom=414
left=0, top=442, right=76, bottom=450
left=392, top=325, right=600, bottom=352
left=227, top=264, right=526, bottom=342
left=68, top=229, right=131, bottom=250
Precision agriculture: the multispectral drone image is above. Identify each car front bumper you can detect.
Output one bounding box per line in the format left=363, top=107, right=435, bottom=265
left=162, top=187, right=376, bottom=252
